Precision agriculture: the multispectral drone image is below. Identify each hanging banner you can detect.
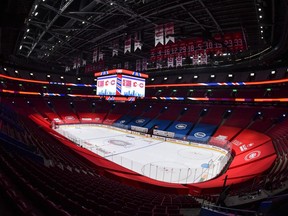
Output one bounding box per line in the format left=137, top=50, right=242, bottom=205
left=156, top=62, right=162, bottom=69
left=192, top=55, right=198, bottom=65
left=134, top=32, right=142, bottom=51
left=164, top=22, right=175, bottom=44
left=76, top=57, right=81, bottom=68
left=155, top=24, right=164, bottom=47
left=142, top=58, right=147, bottom=71
left=167, top=56, right=174, bottom=68
left=112, top=40, right=119, bottom=57
left=124, top=35, right=132, bottom=53
left=117, top=63, right=122, bottom=68
left=124, top=61, right=129, bottom=69
left=151, top=31, right=246, bottom=60
left=98, top=50, right=104, bottom=61
left=65, top=66, right=70, bottom=72
left=92, top=48, right=98, bottom=63
left=176, top=54, right=182, bottom=67
left=73, top=59, right=77, bottom=69
left=200, top=52, right=208, bottom=65
left=136, top=59, right=141, bottom=71
left=82, top=59, right=87, bottom=67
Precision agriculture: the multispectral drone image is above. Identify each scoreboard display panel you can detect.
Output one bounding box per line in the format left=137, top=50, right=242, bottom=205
left=96, top=75, right=117, bottom=96
left=121, top=75, right=145, bottom=97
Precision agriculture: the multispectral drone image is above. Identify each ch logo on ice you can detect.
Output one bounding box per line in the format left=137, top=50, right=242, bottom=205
left=175, top=124, right=187, bottom=130
left=194, top=132, right=206, bottom=138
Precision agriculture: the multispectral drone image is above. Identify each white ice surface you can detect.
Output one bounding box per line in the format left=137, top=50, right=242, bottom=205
left=56, top=125, right=229, bottom=183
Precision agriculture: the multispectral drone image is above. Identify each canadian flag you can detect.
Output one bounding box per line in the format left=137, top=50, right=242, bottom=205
left=164, top=22, right=175, bottom=44
left=124, top=36, right=132, bottom=53
left=155, top=25, right=164, bottom=46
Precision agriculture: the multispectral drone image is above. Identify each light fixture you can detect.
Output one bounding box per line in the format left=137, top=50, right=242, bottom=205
left=228, top=74, right=233, bottom=77
left=77, top=77, right=81, bottom=80
left=15, top=70, right=18, bottom=73
left=178, top=76, right=182, bottom=79
left=82, top=21, right=85, bottom=24
left=210, top=74, right=215, bottom=78
left=228, top=110, right=232, bottom=113
left=24, top=36, right=26, bottom=39
left=60, top=76, right=64, bottom=79
left=47, top=74, right=50, bottom=78
left=27, top=29, right=30, bottom=32
left=259, top=15, right=263, bottom=19
left=258, top=8, right=262, bottom=11
left=193, top=75, right=198, bottom=79
left=19, top=45, right=22, bottom=50
left=258, top=111, right=262, bottom=115
left=271, top=70, right=276, bottom=74
left=30, top=73, right=34, bottom=76
left=35, top=12, right=38, bottom=16
left=283, top=114, right=286, bottom=117
left=110, top=2, right=114, bottom=5
left=4, top=68, right=7, bottom=71
left=94, top=78, right=97, bottom=81
left=151, top=78, right=154, bottom=81
left=164, top=77, right=167, bottom=80
left=250, top=73, right=255, bottom=76
left=260, top=26, right=263, bottom=29
left=261, top=30, right=263, bottom=33
left=35, top=5, right=38, bottom=10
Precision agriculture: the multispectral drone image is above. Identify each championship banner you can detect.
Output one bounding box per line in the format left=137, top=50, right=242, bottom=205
left=82, top=59, right=87, bottom=67
left=124, top=35, right=132, bottom=53
left=164, top=22, right=175, bottom=44
left=98, top=51, right=104, bottom=61
left=76, top=57, right=81, bottom=68
left=92, top=48, right=98, bottom=63
left=150, top=31, right=246, bottom=59
left=124, top=61, right=129, bottom=69
left=142, top=58, right=147, bottom=71
left=73, top=59, right=77, bottom=69
left=200, top=52, right=207, bottom=65
left=65, top=66, right=70, bottom=72
left=192, top=55, right=199, bottom=65
left=176, top=54, right=182, bottom=67
left=136, top=59, right=141, bottom=71
left=155, top=24, right=164, bottom=47
left=112, top=39, right=119, bottom=57
left=134, top=32, right=142, bottom=51
left=167, top=56, right=174, bottom=68
left=117, top=63, right=122, bottom=68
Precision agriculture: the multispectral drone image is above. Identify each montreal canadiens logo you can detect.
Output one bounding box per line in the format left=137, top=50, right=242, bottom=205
left=135, top=119, right=145, bottom=124
left=244, top=151, right=261, bottom=161
left=65, top=116, right=75, bottom=120
left=175, top=124, right=187, bottom=130
left=120, top=120, right=126, bottom=124
left=194, top=132, right=206, bottom=138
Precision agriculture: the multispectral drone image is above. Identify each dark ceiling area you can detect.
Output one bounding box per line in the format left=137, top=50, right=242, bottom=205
left=1, top=0, right=288, bottom=74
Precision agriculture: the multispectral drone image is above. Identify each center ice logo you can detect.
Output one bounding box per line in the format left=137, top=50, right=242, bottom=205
left=175, top=124, right=187, bottom=130
left=135, top=119, right=145, bottom=124
left=194, top=132, right=206, bottom=138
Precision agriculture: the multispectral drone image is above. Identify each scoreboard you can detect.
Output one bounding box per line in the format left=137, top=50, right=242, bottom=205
left=121, top=75, right=145, bottom=97
left=95, top=69, right=148, bottom=98
left=96, top=75, right=117, bottom=96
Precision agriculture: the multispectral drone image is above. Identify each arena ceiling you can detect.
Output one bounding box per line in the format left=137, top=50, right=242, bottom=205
left=1, top=0, right=288, bottom=73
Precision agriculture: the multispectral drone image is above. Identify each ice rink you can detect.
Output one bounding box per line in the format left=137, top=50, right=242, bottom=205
left=56, top=124, right=229, bottom=184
